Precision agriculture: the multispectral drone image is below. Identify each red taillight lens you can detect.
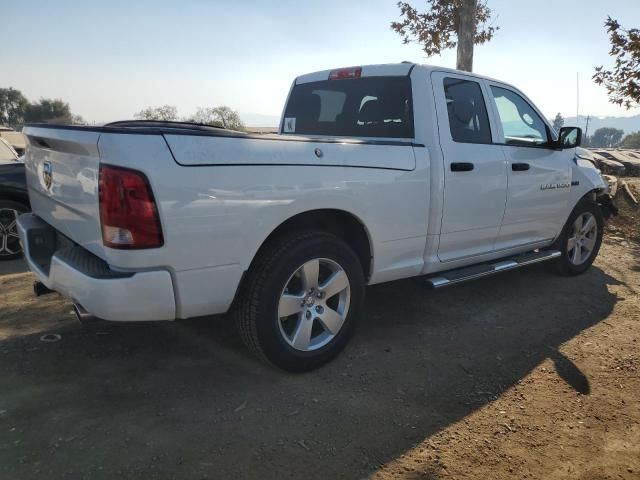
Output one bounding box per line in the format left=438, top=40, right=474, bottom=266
left=99, top=165, right=163, bottom=249
left=328, top=67, right=362, bottom=80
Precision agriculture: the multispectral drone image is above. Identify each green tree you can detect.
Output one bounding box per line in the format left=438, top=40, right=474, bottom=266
left=391, top=0, right=498, bottom=72
left=593, top=17, right=640, bottom=109
left=590, top=127, right=624, bottom=148
left=621, top=131, right=640, bottom=149
left=24, top=98, right=73, bottom=124
left=134, top=105, right=178, bottom=121
left=189, top=106, right=245, bottom=131
left=551, top=112, right=564, bottom=132
left=0, top=87, right=29, bottom=128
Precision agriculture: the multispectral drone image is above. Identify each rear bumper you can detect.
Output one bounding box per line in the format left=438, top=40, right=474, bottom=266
left=17, top=213, right=176, bottom=322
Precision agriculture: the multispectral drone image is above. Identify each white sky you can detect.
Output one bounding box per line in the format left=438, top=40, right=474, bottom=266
left=1, top=0, right=638, bottom=124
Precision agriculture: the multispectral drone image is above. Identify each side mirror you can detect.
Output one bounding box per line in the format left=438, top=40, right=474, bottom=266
left=558, top=126, right=582, bottom=149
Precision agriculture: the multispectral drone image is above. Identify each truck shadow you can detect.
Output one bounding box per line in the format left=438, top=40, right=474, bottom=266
left=0, top=263, right=622, bottom=479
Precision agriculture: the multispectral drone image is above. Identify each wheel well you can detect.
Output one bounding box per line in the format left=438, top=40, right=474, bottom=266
left=584, top=189, right=598, bottom=203
left=567, top=190, right=599, bottom=215
left=550, top=190, right=605, bottom=249
left=251, top=209, right=372, bottom=281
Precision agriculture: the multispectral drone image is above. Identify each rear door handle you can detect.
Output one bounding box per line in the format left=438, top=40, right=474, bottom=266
left=512, top=163, right=530, bottom=171
left=450, top=162, right=474, bottom=172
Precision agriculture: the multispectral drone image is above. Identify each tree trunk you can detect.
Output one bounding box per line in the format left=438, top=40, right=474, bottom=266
left=456, top=0, right=476, bottom=72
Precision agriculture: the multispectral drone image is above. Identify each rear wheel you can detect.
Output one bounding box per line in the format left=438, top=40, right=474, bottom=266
left=552, top=199, right=603, bottom=276
left=0, top=200, right=28, bottom=261
left=235, top=230, right=365, bottom=372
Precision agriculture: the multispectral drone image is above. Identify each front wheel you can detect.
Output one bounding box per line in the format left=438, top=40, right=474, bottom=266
left=552, top=199, right=604, bottom=276
left=235, top=230, right=365, bottom=372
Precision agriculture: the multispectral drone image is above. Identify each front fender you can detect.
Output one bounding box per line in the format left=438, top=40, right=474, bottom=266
left=565, top=157, right=618, bottom=221
left=571, top=158, right=606, bottom=200
left=551, top=157, right=610, bottom=246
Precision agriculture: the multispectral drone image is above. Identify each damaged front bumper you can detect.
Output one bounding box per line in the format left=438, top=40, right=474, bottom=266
left=597, top=192, right=618, bottom=220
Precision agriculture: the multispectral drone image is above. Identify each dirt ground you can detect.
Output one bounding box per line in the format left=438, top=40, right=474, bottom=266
left=609, top=177, right=640, bottom=244
left=1, top=234, right=639, bottom=479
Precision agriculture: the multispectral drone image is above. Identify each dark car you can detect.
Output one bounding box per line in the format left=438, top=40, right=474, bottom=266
left=0, top=154, right=29, bottom=260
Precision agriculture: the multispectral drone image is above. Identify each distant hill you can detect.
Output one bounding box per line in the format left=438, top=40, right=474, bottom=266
left=564, top=115, right=640, bottom=136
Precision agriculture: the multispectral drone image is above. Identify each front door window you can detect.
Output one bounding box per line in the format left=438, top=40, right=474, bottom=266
left=491, top=86, right=549, bottom=147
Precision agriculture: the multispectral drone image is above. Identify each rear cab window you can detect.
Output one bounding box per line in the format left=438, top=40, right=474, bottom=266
left=282, top=76, right=414, bottom=139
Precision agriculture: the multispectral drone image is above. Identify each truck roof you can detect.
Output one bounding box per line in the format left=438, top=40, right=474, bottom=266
left=295, top=63, right=507, bottom=86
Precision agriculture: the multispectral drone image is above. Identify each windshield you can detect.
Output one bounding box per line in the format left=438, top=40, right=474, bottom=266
left=283, top=76, right=414, bottom=139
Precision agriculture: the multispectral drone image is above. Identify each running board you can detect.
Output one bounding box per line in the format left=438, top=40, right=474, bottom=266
left=422, top=250, right=561, bottom=289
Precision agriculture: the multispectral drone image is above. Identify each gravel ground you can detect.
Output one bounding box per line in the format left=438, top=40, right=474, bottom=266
left=0, top=236, right=639, bottom=480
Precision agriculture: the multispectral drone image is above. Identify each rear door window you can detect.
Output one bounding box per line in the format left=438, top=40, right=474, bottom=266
left=443, top=77, right=492, bottom=144
left=283, top=76, right=414, bottom=139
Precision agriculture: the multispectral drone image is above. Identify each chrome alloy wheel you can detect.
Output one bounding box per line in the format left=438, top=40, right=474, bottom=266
left=277, top=258, right=351, bottom=352
left=567, top=212, right=597, bottom=266
left=0, top=208, right=21, bottom=258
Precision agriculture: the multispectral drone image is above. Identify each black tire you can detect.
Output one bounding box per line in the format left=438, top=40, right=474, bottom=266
left=234, top=230, right=365, bottom=372
left=552, top=198, right=604, bottom=276
left=0, top=199, right=28, bottom=261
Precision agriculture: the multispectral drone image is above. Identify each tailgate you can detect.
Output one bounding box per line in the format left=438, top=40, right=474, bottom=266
left=23, top=126, right=103, bottom=256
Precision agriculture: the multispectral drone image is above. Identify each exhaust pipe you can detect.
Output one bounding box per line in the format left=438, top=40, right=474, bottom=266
left=72, top=304, right=97, bottom=323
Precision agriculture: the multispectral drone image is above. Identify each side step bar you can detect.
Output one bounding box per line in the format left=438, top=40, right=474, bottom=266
left=422, top=250, right=561, bottom=289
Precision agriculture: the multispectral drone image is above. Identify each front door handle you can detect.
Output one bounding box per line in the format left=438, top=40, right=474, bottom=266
left=450, top=162, right=474, bottom=172
left=512, top=163, right=530, bottom=171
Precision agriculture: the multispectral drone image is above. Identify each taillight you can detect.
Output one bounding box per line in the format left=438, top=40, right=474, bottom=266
left=99, top=164, right=163, bottom=249
left=328, top=67, right=362, bottom=80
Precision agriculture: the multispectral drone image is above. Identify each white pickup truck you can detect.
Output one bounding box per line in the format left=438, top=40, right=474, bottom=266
left=18, top=63, right=611, bottom=371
